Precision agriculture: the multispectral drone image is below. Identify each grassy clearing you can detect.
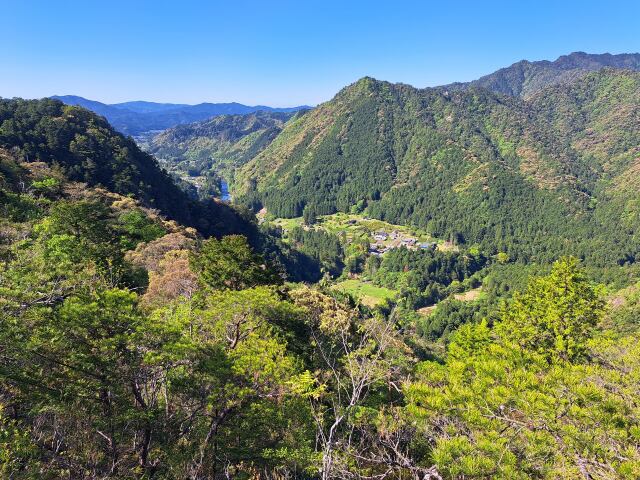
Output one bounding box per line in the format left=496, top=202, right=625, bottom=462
left=453, top=287, right=485, bottom=302
left=417, top=305, right=438, bottom=316
left=271, top=216, right=304, bottom=232
left=332, top=279, right=397, bottom=307
left=318, top=213, right=435, bottom=243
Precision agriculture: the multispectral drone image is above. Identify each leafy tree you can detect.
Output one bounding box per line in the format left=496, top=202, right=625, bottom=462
left=303, top=204, right=318, bottom=225
left=404, top=260, right=639, bottom=479
left=0, top=288, right=155, bottom=477
left=142, top=287, right=315, bottom=478
left=289, top=287, right=411, bottom=479
left=497, top=257, right=605, bottom=362
left=289, top=227, right=344, bottom=277
left=116, top=209, right=166, bottom=250
left=418, top=298, right=489, bottom=341
left=190, top=235, right=281, bottom=291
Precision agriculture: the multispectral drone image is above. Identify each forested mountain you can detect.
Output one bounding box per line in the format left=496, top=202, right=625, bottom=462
left=0, top=97, right=255, bottom=237
left=145, top=110, right=300, bottom=188
left=51, top=95, right=310, bottom=135
left=235, top=69, right=640, bottom=265
left=444, top=51, right=640, bottom=97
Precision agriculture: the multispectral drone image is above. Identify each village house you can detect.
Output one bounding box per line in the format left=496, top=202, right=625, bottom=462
left=369, top=243, right=388, bottom=256
left=372, top=231, right=388, bottom=241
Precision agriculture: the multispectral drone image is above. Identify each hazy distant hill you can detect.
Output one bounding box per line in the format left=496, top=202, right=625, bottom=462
left=110, top=100, right=191, bottom=113
left=50, top=95, right=310, bottom=135
left=443, top=51, right=640, bottom=98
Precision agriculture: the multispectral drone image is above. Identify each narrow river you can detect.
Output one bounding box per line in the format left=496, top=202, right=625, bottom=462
left=220, top=180, right=232, bottom=202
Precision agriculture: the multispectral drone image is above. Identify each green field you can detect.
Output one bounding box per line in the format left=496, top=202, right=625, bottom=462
left=332, top=279, right=397, bottom=307
left=270, top=216, right=304, bottom=232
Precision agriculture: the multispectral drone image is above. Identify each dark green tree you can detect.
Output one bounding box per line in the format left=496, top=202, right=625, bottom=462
left=190, top=235, right=281, bottom=291
left=303, top=204, right=318, bottom=225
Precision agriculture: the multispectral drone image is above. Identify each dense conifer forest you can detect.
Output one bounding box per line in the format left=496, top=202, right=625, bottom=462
left=235, top=69, right=640, bottom=266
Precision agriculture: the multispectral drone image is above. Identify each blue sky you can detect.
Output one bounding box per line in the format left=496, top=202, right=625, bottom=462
left=2, top=0, right=639, bottom=106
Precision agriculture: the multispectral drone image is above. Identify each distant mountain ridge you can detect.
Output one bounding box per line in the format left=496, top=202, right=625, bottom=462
left=50, top=95, right=311, bottom=135
left=443, top=51, right=640, bottom=98
left=110, top=101, right=191, bottom=113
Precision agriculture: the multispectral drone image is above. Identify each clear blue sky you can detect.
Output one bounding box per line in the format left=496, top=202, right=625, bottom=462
left=2, top=0, right=639, bottom=106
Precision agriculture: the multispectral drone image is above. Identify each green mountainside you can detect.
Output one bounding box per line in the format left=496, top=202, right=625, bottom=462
left=235, top=69, right=640, bottom=265
left=3, top=141, right=640, bottom=477
left=144, top=110, right=299, bottom=195
left=444, top=51, right=640, bottom=98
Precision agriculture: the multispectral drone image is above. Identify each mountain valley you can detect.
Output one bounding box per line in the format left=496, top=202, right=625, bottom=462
left=2, top=48, right=640, bottom=479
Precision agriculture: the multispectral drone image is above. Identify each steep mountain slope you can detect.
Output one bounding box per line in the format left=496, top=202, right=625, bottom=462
left=52, top=95, right=310, bottom=135
left=444, top=51, right=640, bottom=98
left=145, top=110, right=300, bottom=188
left=0, top=98, right=255, bottom=237
left=236, top=70, right=640, bottom=265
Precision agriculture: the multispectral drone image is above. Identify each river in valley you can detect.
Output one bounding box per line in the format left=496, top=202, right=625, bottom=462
left=220, top=180, right=232, bottom=202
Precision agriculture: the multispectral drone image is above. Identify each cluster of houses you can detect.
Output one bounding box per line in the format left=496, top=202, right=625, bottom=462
left=368, top=230, right=437, bottom=256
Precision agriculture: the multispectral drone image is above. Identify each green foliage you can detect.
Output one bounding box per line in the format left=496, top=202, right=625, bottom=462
left=0, top=190, right=42, bottom=222
left=407, top=330, right=640, bottom=478
left=190, top=235, right=281, bottom=290
left=403, top=260, right=640, bottom=479
left=1, top=205, right=320, bottom=477
left=288, top=226, right=344, bottom=277
left=418, top=298, right=489, bottom=341
left=30, top=176, right=61, bottom=197
left=497, top=257, right=606, bottom=362
left=303, top=203, right=318, bottom=225
left=372, top=247, right=487, bottom=309
left=116, top=209, right=166, bottom=250
left=0, top=405, right=38, bottom=477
